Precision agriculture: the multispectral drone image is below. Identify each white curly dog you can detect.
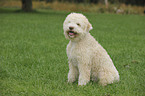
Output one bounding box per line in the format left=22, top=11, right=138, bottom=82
left=63, top=13, right=119, bottom=86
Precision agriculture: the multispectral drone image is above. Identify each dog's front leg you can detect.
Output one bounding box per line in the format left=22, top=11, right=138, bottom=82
left=78, top=62, right=91, bottom=86
left=68, top=63, right=79, bottom=83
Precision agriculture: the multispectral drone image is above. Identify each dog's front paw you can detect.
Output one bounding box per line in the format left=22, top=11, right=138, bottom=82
left=68, top=75, right=77, bottom=83
left=68, top=78, right=76, bottom=83
left=78, top=79, right=89, bottom=86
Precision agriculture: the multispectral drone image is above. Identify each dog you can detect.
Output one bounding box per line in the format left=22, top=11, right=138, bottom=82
left=63, top=13, right=119, bottom=86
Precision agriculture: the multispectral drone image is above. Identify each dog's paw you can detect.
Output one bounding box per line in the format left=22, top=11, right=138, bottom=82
left=78, top=79, right=89, bottom=86
left=78, top=82, right=87, bottom=86
left=99, top=80, right=109, bottom=86
left=68, top=76, right=77, bottom=83
left=68, top=79, right=75, bottom=83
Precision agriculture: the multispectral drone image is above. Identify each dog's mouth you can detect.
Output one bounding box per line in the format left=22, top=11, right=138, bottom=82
left=67, top=30, right=78, bottom=38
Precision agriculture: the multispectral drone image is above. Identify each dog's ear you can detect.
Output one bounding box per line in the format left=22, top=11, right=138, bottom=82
left=87, top=22, right=93, bottom=32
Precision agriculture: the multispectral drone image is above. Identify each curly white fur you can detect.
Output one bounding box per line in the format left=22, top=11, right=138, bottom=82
left=63, top=13, right=119, bottom=86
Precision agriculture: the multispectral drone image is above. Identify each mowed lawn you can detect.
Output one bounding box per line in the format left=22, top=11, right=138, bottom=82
left=0, top=9, right=145, bottom=96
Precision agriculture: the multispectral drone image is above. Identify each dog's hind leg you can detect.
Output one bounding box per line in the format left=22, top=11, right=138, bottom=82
left=98, top=70, right=115, bottom=86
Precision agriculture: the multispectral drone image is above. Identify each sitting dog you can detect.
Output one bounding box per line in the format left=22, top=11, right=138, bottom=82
left=63, top=13, right=119, bottom=86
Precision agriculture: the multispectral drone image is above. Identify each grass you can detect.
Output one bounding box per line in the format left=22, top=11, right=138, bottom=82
left=0, top=8, right=145, bottom=96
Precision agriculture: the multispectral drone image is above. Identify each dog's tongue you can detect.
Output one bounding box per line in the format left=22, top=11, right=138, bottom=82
left=69, top=32, right=74, bottom=35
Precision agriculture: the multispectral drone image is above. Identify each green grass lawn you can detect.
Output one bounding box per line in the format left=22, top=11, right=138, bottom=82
left=0, top=9, right=145, bottom=96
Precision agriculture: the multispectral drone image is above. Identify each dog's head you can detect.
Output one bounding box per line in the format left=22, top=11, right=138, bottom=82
left=63, top=13, right=93, bottom=41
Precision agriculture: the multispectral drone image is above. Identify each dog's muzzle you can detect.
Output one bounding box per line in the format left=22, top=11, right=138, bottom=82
left=67, top=30, right=77, bottom=38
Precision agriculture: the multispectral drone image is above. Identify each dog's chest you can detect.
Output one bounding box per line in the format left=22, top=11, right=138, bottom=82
left=67, top=43, right=80, bottom=66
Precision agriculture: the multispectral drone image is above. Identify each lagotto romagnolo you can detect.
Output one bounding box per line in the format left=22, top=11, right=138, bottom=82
left=63, top=13, right=119, bottom=86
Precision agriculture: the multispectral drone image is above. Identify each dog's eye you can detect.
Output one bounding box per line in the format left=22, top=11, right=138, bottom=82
left=77, top=23, right=81, bottom=26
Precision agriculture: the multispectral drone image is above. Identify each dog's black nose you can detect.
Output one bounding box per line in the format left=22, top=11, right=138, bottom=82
left=69, top=27, right=74, bottom=30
